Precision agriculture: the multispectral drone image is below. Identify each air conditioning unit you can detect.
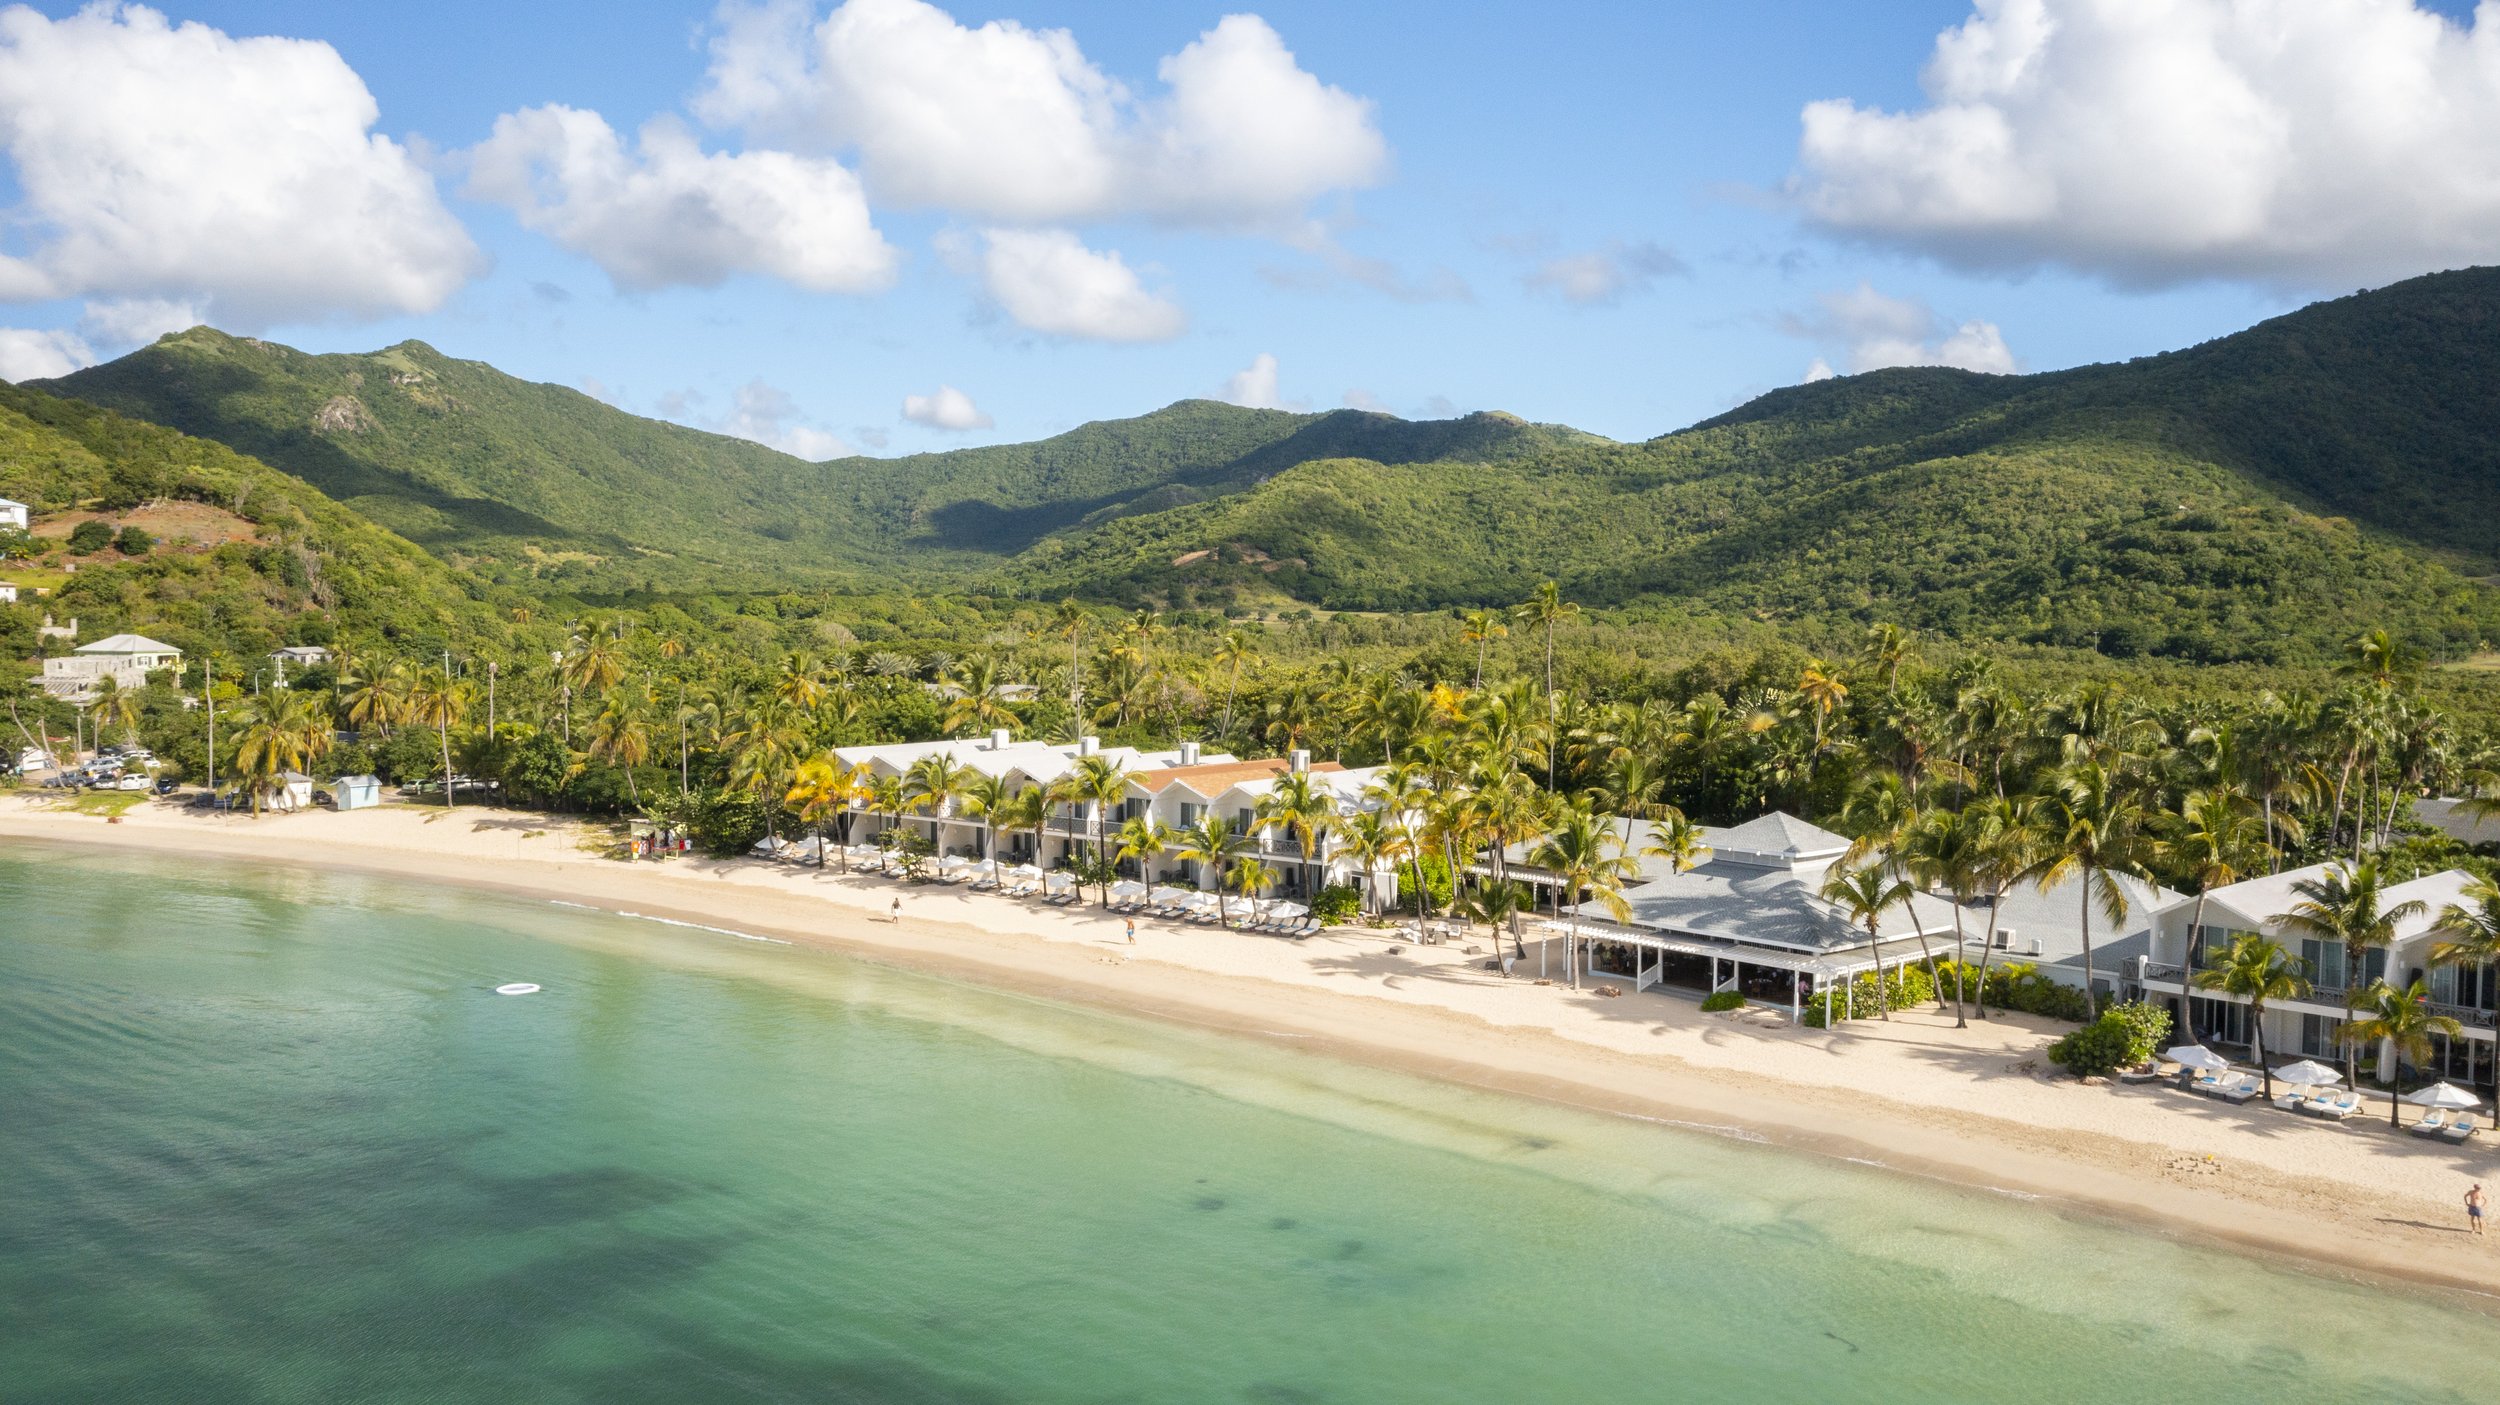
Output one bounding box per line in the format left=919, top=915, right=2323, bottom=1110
left=1992, top=927, right=2015, bottom=950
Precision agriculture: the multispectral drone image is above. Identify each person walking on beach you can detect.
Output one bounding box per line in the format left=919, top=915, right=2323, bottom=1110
left=1124, top=917, right=1137, bottom=944
left=889, top=896, right=903, bottom=924
left=2469, top=1184, right=2487, bottom=1235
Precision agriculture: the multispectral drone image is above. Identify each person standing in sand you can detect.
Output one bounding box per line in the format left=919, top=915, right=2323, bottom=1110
left=2470, top=1184, right=2487, bottom=1236
left=890, top=896, right=902, bottom=924
left=1124, top=917, right=1137, bottom=944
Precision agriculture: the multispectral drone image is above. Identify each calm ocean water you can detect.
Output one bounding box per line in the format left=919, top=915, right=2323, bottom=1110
left=4, top=842, right=2497, bottom=1404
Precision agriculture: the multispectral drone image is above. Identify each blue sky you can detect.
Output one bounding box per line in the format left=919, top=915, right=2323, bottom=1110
left=0, top=1, right=2493, bottom=454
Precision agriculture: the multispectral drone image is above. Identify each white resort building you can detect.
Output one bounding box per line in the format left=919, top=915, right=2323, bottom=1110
left=36, top=633, right=182, bottom=703
left=2135, top=863, right=2496, bottom=1087
left=0, top=496, right=28, bottom=531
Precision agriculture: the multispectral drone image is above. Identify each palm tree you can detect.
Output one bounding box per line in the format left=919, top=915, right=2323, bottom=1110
left=88, top=675, right=140, bottom=748
left=901, top=753, right=972, bottom=858
left=1821, top=859, right=1916, bottom=1021
left=1212, top=629, right=1257, bottom=742
left=1176, top=815, right=1248, bottom=924
left=229, top=690, right=331, bottom=817
left=2193, top=935, right=2311, bottom=1102
left=1226, top=855, right=1277, bottom=925
left=1513, top=580, right=1578, bottom=784
left=1896, top=806, right=1982, bottom=1023
left=2275, top=860, right=2427, bottom=1089
left=405, top=666, right=468, bottom=810
left=992, top=784, right=1052, bottom=879
left=959, top=771, right=1017, bottom=885
left=2028, top=760, right=2153, bottom=1018
left=1961, top=794, right=2044, bottom=1021
left=785, top=757, right=855, bottom=865
left=1334, top=809, right=1413, bottom=924
left=1454, top=879, right=1534, bottom=970
left=2431, top=877, right=2500, bottom=1119
left=942, top=656, right=1018, bottom=738
left=1053, top=599, right=1087, bottom=719
left=585, top=683, right=654, bottom=804
left=2339, top=980, right=2464, bottom=1127
left=343, top=658, right=413, bottom=737
left=2158, top=789, right=2270, bottom=1014
left=1527, top=804, right=1637, bottom=988
left=1638, top=809, right=1712, bottom=877
left=1256, top=768, right=1338, bottom=903
left=1458, top=609, right=1507, bottom=688
left=1067, top=754, right=1131, bottom=907
left=1114, top=815, right=1177, bottom=887
left=722, top=697, right=804, bottom=842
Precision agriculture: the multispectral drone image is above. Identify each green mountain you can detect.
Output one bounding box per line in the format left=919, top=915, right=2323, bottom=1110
left=0, top=380, right=508, bottom=662
left=28, top=266, right=2500, bottom=664
left=1012, top=268, right=2500, bottom=662
left=37, top=332, right=1593, bottom=589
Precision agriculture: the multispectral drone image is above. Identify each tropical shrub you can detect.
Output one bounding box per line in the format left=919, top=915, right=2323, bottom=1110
left=688, top=788, right=772, bottom=856
left=1700, top=990, right=1746, bottom=1012
left=1803, top=964, right=1936, bottom=1027
left=68, top=519, right=114, bottom=554
left=115, top=525, right=153, bottom=556
left=1311, top=883, right=1361, bottom=926
left=2048, top=1001, right=2173, bottom=1077
left=1931, top=960, right=2095, bottom=1023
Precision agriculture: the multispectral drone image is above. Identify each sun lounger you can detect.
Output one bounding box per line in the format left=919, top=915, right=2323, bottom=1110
left=2215, top=1079, right=2262, bottom=1104
left=2412, top=1111, right=2452, bottom=1137
left=2275, top=1092, right=2309, bottom=1112
left=2442, top=1115, right=2480, bottom=1143
left=2316, top=1093, right=2361, bottom=1120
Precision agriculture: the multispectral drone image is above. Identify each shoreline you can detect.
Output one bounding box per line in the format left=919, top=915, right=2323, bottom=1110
left=10, top=794, right=2500, bottom=1300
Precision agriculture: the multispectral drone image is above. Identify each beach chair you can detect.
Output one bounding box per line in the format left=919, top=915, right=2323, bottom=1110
left=2442, top=1115, right=2481, bottom=1143
left=2274, top=1091, right=2308, bottom=1112
left=2318, top=1092, right=2362, bottom=1120
left=2412, top=1111, right=2452, bottom=1137
left=2216, top=1077, right=2262, bottom=1104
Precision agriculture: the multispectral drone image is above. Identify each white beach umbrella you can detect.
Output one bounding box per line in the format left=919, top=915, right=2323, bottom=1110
left=1149, top=885, right=1195, bottom=907
left=1266, top=901, right=1308, bottom=919
left=939, top=854, right=975, bottom=873
left=2166, top=1045, right=2230, bottom=1073
left=2401, top=1081, right=2484, bottom=1110
left=1180, top=890, right=1219, bottom=913
left=2272, top=1059, right=2345, bottom=1087
left=1109, top=880, right=1150, bottom=901
left=1043, top=871, right=1077, bottom=891
left=1008, top=863, right=1046, bottom=880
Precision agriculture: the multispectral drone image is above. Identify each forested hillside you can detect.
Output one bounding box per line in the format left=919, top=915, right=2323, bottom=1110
left=0, top=383, right=510, bottom=665
left=25, top=267, right=2500, bottom=664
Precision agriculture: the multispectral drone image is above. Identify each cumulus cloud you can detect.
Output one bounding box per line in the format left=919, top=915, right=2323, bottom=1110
left=465, top=106, right=895, bottom=294
left=79, top=297, right=201, bottom=348
left=956, top=228, right=1185, bottom=342
left=694, top=0, right=1386, bottom=226
left=1793, top=0, right=2500, bottom=288
left=0, top=4, right=478, bottom=326
left=901, top=384, right=991, bottom=430
left=0, top=326, right=92, bottom=381
left=1787, top=282, right=2018, bottom=380
left=716, top=379, right=852, bottom=459
left=1341, top=388, right=1392, bottom=414
left=1524, top=240, right=1686, bottom=306
left=1220, top=353, right=1282, bottom=409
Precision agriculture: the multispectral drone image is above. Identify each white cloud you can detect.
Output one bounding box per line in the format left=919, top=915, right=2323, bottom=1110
left=1524, top=240, right=1686, bottom=306
left=1787, top=282, right=2018, bottom=380
left=1221, top=353, right=1282, bottom=409
left=716, top=379, right=853, bottom=459
left=0, top=325, right=91, bottom=380
left=0, top=4, right=478, bottom=326
left=1794, top=0, right=2500, bottom=289
left=694, top=0, right=1386, bottom=227
left=960, top=228, right=1185, bottom=342
left=77, top=297, right=200, bottom=348
left=1341, top=388, right=1392, bottom=414
left=901, top=384, right=991, bottom=430
left=465, top=106, right=895, bottom=294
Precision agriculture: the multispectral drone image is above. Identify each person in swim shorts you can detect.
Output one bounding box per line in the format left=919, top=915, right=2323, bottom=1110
left=2470, top=1184, right=2487, bottom=1235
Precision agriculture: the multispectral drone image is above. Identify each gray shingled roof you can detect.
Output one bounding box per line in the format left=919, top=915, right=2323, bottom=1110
left=1618, top=852, right=1962, bottom=954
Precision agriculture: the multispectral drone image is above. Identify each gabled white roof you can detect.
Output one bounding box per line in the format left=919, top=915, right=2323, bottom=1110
left=75, top=633, right=180, bottom=656
left=2202, top=863, right=2478, bottom=945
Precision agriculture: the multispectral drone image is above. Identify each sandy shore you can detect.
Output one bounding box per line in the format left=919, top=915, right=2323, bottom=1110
left=9, top=792, right=2500, bottom=1298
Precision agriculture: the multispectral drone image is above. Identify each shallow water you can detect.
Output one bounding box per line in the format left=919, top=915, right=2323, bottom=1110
left=4, top=842, right=2495, bottom=1403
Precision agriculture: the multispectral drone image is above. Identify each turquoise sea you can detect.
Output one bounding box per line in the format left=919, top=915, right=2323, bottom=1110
left=5, top=842, right=2498, bottom=1403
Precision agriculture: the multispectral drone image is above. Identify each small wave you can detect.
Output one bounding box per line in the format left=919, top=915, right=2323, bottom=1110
left=547, top=900, right=595, bottom=910
left=1843, top=1156, right=1890, bottom=1169
left=1616, top=1113, right=1770, bottom=1144
left=615, top=910, right=792, bottom=945
left=1982, top=1186, right=2044, bottom=1201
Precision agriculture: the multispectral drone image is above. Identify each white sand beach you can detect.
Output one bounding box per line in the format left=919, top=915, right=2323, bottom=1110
left=9, top=791, right=2500, bottom=1297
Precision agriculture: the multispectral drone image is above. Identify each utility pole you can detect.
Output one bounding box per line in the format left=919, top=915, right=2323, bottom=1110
left=486, top=660, right=497, bottom=735
left=205, top=656, right=216, bottom=799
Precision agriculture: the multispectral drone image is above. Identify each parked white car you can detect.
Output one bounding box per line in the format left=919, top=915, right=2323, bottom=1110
left=112, top=773, right=151, bottom=791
